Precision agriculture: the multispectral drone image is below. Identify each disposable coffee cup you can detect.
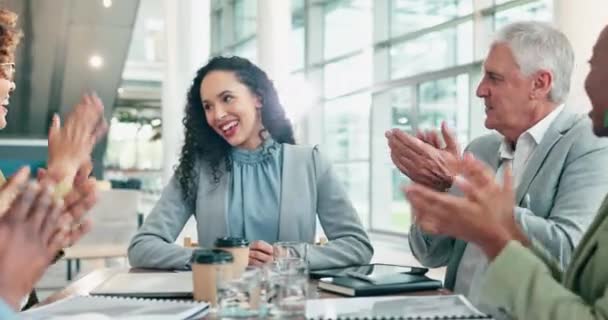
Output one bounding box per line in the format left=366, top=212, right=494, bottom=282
left=191, top=249, right=233, bottom=306
left=215, top=237, right=250, bottom=279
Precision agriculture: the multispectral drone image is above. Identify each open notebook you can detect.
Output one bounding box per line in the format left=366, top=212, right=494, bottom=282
left=21, top=295, right=208, bottom=320
left=306, top=295, right=491, bottom=319
left=90, top=271, right=193, bottom=299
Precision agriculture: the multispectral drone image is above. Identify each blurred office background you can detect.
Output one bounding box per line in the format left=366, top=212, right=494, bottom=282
left=0, top=0, right=607, bottom=297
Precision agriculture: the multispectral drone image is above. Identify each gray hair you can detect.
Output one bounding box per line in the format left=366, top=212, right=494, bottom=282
left=493, top=21, right=574, bottom=104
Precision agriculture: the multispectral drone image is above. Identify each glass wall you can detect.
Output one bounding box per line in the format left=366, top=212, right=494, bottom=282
left=210, top=0, right=554, bottom=235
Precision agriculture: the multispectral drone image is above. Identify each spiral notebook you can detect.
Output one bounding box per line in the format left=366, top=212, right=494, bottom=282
left=305, top=295, right=492, bottom=319
left=20, top=295, right=208, bottom=320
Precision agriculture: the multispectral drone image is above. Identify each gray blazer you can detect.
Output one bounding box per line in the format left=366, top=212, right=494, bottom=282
left=128, top=144, right=373, bottom=270
left=409, top=111, right=608, bottom=289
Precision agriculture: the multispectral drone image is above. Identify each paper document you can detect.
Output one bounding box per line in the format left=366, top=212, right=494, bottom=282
left=21, top=295, right=208, bottom=320
left=91, top=271, right=193, bottom=298
left=306, top=295, right=490, bottom=319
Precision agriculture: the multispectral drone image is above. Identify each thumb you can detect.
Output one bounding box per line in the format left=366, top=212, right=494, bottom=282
left=37, top=168, right=48, bottom=181
left=441, top=121, right=460, bottom=155
left=503, top=163, right=514, bottom=200
left=48, top=113, right=61, bottom=138
left=0, top=166, right=30, bottom=218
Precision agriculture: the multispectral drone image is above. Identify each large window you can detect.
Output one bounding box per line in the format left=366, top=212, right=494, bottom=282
left=494, top=0, right=553, bottom=29
left=323, top=0, right=373, bottom=59
left=390, top=0, right=472, bottom=37
left=233, top=0, right=257, bottom=41
left=324, top=52, right=373, bottom=98
left=390, top=21, right=473, bottom=79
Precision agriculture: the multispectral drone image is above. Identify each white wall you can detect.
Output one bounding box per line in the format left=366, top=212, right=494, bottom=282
left=555, top=0, right=608, bottom=113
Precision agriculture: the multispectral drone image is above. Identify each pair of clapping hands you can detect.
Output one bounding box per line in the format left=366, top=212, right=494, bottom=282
left=0, top=93, right=107, bottom=309
left=386, top=122, right=529, bottom=261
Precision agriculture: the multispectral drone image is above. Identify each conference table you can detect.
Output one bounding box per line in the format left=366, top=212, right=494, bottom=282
left=38, top=267, right=453, bottom=319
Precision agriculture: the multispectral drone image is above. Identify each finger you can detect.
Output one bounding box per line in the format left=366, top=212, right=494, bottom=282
left=415, top=212, right=441, bottom=234
left=388, top=136, right=426, bottom=160
left=42, top=199, right=64, bottom=244
left=452, top=175, right=485, bottom=203
left=0, top=166, right=30, bottom=217
left=250, top=240, right=273, bottom=255
left=249, top=249, right=272, bottom=264
left=48, top=114, right=61, bottom=140
left=502, top=163, right=515, bottom=199
left=441, top=121, right=461, bottom=155
left=68, top=218, right=92, bottom=245
left=82, top=93, right=94, bottom=107
left=91, top=92, right=105, bottom=115
left=51, top=213, right=74, bottom=249
left=460, top=153, right=495, bottom=188
left=428, top=130, right=442, bottom=149
left=65, top=179, right=98, bottom=221
left=391, top=130, right=429, bottom=156
left=390, top=152, right=414, bottom=176
left=37, top=168, right=48, bottom=181
left=394, top=153, right=417, bottom=169
left=29, top=184, right=53, bottom=228
left=406, top=184, right=475, bottom=237
left=405, top=184, right=464, bottom=219
left=0, top=166, right=30, bottom=192
left=93, top=117, right=109, bottom=142
left=248, top=257, right=265, bottom=267
left=74, top=160, right=93, bottom=187
left=9, top=182, right=40, bottom=221
left=48, top=228, right=69, bottom=254
left=64, top=177, right=97, bottom=207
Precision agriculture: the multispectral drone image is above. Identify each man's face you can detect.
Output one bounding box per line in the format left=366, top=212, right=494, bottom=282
left=476, top=43, right=537, bottom=141
left=585, top=26, right=608, bottom=137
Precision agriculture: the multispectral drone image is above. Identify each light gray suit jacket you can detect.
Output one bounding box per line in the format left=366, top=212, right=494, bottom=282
left=128, top=144, right=373, bottom=271
left=409, top=111, right=608, bottom=289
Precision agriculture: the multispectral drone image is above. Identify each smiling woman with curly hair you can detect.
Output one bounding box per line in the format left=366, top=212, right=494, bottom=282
left=129, top=56, right=373, bottom=271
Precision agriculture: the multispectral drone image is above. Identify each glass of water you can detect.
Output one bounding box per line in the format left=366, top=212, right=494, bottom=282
left=273, top=241, right=307, bottom=266
left=272, top=258, right=309, bottom=317
left=216, top=267, right=267, bottom=318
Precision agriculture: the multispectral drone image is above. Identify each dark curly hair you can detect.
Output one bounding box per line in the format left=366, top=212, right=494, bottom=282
left=175, top=56, right=296, bottom=207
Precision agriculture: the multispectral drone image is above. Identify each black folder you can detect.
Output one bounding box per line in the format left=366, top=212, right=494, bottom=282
left=318, top=272, right=442, bottom=297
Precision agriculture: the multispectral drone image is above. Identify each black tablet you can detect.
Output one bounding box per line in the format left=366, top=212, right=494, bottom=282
left=309, top=263, right=428, bottom=279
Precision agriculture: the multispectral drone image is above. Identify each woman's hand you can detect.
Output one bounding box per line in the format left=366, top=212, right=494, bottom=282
left=0, top=166, right=31, bottom=218
left=46, top=93, right=107, bottom=186
left=0, top=178, right=72, bottom=310
left=249, top=240, right=274, bottom=266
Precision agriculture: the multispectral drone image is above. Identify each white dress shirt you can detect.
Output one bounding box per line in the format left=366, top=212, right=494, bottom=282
left=453, top=105, right=565, bottom=311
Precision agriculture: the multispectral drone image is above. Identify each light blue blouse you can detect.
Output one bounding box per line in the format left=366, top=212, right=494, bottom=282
left=0, top=299, right=15, bottom=319
left=227, top=138, right=282, bottom=243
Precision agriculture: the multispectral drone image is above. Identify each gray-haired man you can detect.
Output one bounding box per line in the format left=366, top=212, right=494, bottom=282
left=387, top=21, right=608, bottom=310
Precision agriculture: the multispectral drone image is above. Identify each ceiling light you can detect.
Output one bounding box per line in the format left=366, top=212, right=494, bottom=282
left=102, top=0, right=112, bottom=8
left=117, top=87, right=124, bottom=94
left=89, top=55, right=104, bottom=69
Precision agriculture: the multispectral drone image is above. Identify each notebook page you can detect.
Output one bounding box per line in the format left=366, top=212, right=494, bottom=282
left=21, top=295, right=208, bottom=320
left=306, top=295, right=488, bottom=319
left=90, top=272, right=193, bottom=297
